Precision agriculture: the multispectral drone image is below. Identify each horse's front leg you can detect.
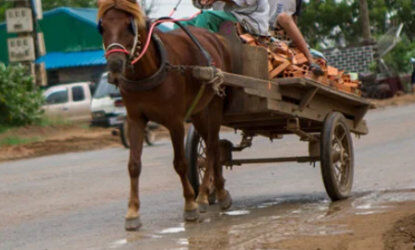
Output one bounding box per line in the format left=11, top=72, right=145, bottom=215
left=125, top=117, right=146, bottom=231
left=169, top=122, right=199, bottom=221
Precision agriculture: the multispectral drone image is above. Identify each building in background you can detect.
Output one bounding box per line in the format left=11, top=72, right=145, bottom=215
left=0, top=7, right=171, bottom=86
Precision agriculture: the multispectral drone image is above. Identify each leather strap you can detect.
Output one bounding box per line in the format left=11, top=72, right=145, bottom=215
left=119, top=33, right=168, bottom=92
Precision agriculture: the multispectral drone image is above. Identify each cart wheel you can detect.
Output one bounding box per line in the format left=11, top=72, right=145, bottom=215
left=145, top=129, right=156, bottom=146
left=320, top=112, right=354, bottom=201
left=120, top=120, right=130, bottom=149
left=185, top=125, right=216, bottom=204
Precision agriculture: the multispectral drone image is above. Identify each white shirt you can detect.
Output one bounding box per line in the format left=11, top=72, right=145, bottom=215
left=193, top=0, right=296, bottom=36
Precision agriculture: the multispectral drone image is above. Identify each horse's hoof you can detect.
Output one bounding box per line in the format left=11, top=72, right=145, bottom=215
left=208, top=191, right=216, bottom=205
left=125, top=217, right=142, bottom=231
left=219, top=191, right=232, bottom=211
left=183, top=209, right=199, bottom=222
left=198, top=202, right=209, bottom=213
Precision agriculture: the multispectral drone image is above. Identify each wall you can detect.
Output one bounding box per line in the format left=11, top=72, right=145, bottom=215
left=48, top=65, right=106, bottom=85
left=323, top=45, right=376, bottom=73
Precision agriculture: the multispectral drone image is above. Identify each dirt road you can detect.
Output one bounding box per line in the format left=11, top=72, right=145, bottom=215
left=1, top=104, right=415, bottom=250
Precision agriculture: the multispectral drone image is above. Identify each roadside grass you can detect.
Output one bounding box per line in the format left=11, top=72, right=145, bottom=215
left=0, top=116, right=90, bottom=147
left=34, top=116, right=74, bottom=127
left=0, top=136, right=41, bottom=147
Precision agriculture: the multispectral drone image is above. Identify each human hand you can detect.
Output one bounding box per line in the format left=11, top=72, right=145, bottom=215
left=200, top=0, right=216, bottom=6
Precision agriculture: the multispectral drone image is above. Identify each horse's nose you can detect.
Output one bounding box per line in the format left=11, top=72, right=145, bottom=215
left=108, top=56, right=125, bottom=73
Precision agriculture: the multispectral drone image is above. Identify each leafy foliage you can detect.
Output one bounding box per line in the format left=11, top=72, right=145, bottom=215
left=382, top=36, right=415, bottom=73
left=299, top=0, right=415, bottom=73
left=0, top=63, right=44, bottom=126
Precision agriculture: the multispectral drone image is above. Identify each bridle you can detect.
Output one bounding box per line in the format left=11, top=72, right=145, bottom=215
left=98, top=17, right=142, bottom=63
left=97, top=11, right=223, bottom=121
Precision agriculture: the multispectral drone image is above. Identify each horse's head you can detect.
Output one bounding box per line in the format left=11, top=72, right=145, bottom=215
left=97, top=0, right=146, bottom=78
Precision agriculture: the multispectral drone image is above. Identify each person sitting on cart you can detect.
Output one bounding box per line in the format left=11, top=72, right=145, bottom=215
left=270, top=0, right=324, bottom=75
left=181, top=0, right=323, bottom=76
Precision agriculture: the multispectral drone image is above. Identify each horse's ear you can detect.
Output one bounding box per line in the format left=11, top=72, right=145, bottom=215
left=97, top=19, right=103, bottom=34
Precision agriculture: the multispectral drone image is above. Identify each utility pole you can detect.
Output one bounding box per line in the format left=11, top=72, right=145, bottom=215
left=359, top=0, right=372, bottom=44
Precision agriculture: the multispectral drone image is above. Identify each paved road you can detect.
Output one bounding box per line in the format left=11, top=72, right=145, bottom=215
left=1, top=104, right=415, bottom=249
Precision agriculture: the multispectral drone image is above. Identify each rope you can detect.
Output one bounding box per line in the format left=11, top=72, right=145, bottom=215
left=184, top=85, right=206, bottom=121
left=130, top=12, right=201, bottom=65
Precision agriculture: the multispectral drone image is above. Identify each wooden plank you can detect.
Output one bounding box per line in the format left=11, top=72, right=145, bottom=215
left=244, top=85, right=281, bottom=100
left=278, top=87, right=359, bottom=118
left=222, top=72, right=282, bottom=100
left=266, top=99, right=368, bottom=135
left=267, top=99, right=325, bottom=122
left=298, top=87, right=318, bottom=111
left=273, top=77, right=372, bottom=106
left=242, top=45, right=268, bottom=79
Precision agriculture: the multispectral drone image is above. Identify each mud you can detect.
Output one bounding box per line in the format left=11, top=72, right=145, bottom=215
left=124, top=190, right=415, bottom=250
left=384, top=213, right=415, bottom=250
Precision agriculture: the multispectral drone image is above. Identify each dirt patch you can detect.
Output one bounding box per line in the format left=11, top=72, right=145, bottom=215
left=371, top=94, right=415, bottom=108
left=384, top=214, right=415, bottom=250
left=265, top=200, right=415, bottom=250
left=180, top=191, right=415, bottom=250
left=0, top=125, right=120, bottom=162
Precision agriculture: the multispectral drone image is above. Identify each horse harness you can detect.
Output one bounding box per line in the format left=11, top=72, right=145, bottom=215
left=99, top=17, right=225, bottom=119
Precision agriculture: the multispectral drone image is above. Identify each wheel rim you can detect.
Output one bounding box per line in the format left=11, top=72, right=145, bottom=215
left=331, top=123, right=352, bottom=193
left=196, top=138, right=207, bottom=185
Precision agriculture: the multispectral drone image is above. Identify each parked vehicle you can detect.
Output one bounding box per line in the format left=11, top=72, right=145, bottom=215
left=42, top=82, right=92, bottom=122
left=91, top=73, right=125, bottom=127
left=118, top=115, right=158, bottom=148
left=91, top=72, right=159, bottom=147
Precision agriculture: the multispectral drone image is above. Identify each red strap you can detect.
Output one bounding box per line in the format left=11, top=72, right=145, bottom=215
left=105, top=48, right=130, bottom=58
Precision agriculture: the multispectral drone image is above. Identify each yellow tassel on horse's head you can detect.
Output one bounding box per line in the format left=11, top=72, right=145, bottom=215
left=97, top=0, right=146, bottom=30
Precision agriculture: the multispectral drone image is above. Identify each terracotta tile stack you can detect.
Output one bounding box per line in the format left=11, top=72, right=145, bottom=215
left=240, top=34, right=361, bottom=96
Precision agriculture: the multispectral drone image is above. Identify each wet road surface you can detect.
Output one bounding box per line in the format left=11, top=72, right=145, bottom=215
left=1, top=104, right=415, bottom=249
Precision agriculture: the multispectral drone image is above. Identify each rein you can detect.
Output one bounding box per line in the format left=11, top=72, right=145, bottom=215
left=102, top=11, right=221, bottom=121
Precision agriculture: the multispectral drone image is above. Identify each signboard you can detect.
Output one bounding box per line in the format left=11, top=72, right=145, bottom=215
left=6, top=8, right=33, bottom=33
left=34, top=0, right=43, bottom=19
left=7, top=36, right=36, bottom=62
left=37, top=32, right=46, bottom=56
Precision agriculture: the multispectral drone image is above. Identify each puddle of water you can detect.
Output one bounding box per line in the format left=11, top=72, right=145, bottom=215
left=108, top=238, right=127, bottom=249
left=177, top=238, right=189, bottom=246
left=222, top=210, right=250, bottom=216
left=159, top=226, right=185, bottom=234
left=356, top=204, right=372, bottom=210
left=136, top=190, right=415, bottom=249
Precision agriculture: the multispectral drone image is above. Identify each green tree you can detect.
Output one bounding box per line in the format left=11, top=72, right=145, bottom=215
left=0, top=63, right=44, bottom=126
left=299, top=0, right=415, bottom=73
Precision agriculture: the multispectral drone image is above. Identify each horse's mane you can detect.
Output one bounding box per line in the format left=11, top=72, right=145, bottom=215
left=97, top=0, right=146, bottom=29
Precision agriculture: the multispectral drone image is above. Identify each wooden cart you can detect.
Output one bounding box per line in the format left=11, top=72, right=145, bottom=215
left=185, top=24, right=372, bottom=201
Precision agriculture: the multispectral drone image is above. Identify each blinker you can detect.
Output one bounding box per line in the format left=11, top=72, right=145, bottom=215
left=97, top=17, right=136, bottom=36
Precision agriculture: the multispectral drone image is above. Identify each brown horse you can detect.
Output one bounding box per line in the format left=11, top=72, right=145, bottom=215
left=98, top=0, right=233, bottom=230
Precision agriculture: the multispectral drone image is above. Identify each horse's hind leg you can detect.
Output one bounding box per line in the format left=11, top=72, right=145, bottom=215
left=191, top=112, right=213, bottom=212
left=169, top=122, right=199, bottom=221
left=193, top=98, right=232, bottom=212
left=125, top=117, right=146, bottom=231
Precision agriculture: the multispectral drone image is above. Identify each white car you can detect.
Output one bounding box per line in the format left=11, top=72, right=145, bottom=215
left=91, top=73, right=125, bottom=127
left=42, top=82, right=92, bottom=122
